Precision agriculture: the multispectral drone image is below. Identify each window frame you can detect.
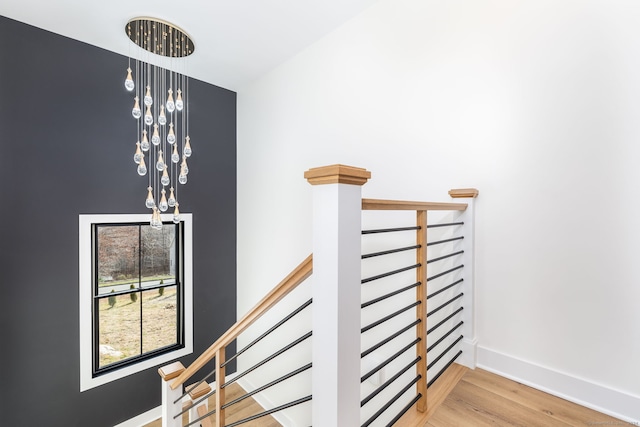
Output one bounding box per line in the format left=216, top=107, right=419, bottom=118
left=79, top=213, right=193, bottom=392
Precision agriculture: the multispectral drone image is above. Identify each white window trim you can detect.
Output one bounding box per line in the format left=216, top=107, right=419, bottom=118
left=79, top=213, right=193, bottom=392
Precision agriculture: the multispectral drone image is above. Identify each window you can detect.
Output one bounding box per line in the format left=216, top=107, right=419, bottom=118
left=79, top=214, right=193, bottom=391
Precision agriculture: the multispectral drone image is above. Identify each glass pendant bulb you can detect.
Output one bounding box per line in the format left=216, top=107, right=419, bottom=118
left=132, top=96, right=141, bottom=119
left=156, top=150, right=165, bottom=171
left=168, top=187, right=176, bottom=207
left=151, top=207, right=163, bottom=230
left=166, top=89, right=175, bottom=113
left=124, top=68, right=135, bottom=91
left=167, top=123, right=176, bottom=144
left=175, top=89, right=184, bottom=111
left=144, top=105, right=153, bottom=126
left=159, top=189, right=168, bottom=212
left=173, top=203, right=181, bottom=223
left=144, top=86, right=153, bottom=106
left=141, top=130, right=150, bottom=151
left=161, top=167, right=170, bottom=186
left=133, top=141, right=142, bottom=164
left=151, top=124, right=160, bottom=145
left=171, top=144, right=180, bottom=163
left=183, top=136, right=192, bottom=157
left=181, top=158, right=189, bottom=175
left=145, top=186, right=155, bottom=208
left=179, top=166, right=188, bottom=184
left=158, top=105, right=167, bottom=125
left=137, top=155, right=147, bottom=176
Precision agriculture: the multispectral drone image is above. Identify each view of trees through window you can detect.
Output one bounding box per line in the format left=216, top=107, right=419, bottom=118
left=94, top=223, right=182, bottom=372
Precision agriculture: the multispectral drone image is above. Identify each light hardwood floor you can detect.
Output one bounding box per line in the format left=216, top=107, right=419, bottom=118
left=426, top=368, right=624, bottom=426
left=145, top=368, right=624, bottom=426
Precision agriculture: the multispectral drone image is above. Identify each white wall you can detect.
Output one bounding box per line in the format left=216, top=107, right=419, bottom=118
left=238, top=0, right=640, bottom=422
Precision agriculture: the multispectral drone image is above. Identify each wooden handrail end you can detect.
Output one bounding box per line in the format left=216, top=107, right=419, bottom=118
left=158, top=361, right=185, bottom=381
left=449, top=188, right=479, bottom=198
left=304, top=164, right=371, bottom=186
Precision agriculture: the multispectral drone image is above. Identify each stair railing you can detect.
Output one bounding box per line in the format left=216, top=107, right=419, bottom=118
left=359, top=191, right=478, bottom=426
left=157, top=164, right=477, bottom=427
left=158, top=254, right=312, bottom=427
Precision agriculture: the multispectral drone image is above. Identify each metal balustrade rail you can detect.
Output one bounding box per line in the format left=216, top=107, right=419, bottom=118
left=360, top=211, right=468, bottom=426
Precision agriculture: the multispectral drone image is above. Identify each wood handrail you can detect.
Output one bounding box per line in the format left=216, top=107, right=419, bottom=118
left=170, top=254, right=313, bottom=390
left=362, top=198, right=468, bottom=211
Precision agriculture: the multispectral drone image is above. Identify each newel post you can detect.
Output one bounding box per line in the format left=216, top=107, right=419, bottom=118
left=449, top=188, right=479, bottom=369
left=158, top=361, right=185, bottom=427
left=304, top=164, right=371, bottom=427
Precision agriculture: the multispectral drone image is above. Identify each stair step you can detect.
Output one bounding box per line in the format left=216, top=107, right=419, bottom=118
left=186, top=381, right=212, bottom=400
left=197, top=404, right=213, bottom=427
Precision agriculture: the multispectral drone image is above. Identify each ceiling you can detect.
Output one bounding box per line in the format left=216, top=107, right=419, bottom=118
left=0, top=0, right=380, bottom=91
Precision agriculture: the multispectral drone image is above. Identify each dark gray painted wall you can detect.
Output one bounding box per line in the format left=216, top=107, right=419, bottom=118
left=0, top=16, right=237, bottom=427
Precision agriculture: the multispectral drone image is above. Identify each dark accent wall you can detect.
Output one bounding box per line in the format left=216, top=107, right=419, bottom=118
left=0, top=16, right=237, bottom=427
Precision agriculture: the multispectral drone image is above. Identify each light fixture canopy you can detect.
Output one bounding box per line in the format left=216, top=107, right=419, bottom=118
left=125, top=17, right=195, bottom=58
left=124, top=17, right=195, bottom=229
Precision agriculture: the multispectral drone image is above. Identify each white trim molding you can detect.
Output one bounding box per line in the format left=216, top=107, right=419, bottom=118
left=78, top=213, right=194, bottom=392
left=477, top=346, right=640, bottom=424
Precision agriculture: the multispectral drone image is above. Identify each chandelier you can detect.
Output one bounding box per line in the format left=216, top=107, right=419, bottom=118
left=124, top=17, right=194, bottom=229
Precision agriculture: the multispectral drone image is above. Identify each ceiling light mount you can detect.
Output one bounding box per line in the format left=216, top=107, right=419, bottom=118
left=126, top=17, right=195, bottom=58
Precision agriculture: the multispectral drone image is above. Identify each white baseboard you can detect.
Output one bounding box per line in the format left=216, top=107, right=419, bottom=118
left=458, top=337, right=478, bottom=369
left=236, top=377, right=295, bottom=427
left=477, top=346, right=640, bottom=424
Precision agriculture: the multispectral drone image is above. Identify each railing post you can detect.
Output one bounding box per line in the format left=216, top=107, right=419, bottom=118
left=448, top=188, right=479, bottom=369
left=159, top=361, right=185, bottom=427
left=305, top=164, right=371, bottom=427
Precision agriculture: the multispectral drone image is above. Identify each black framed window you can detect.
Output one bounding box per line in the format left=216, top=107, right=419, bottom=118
left=92, top=221, right=184, bottom=375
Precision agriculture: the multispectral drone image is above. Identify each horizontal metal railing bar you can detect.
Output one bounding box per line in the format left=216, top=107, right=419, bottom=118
left=362, top=245, right=421, bottom=259
left=361, top=282, right=420, bottom=309
left=361, top=338, right=420, bottom=383
left=427, top=236, right=464, bottom=247
left=362, top=226, right=420, bottom=235
left=427, top=307, right=463, bottom=335
left=182, top=387, right=217, bottom=419
left=426, top=221, right=464, bottom=229
left=362, top=264, right=421, bottom=284
left=223, top=363, right=312, bottom=410
left=427, top=321, right=464, bottom=353
left=427, top=250, right=464, bottom=264
left=427, top=293, right=464, bottom=318
left=222, top=298, right=312, bottom=368
left=427, top=278, right=463, bottom=300
left=225, top=395, right=313, bottom=427
left=427, top=265, right=464, bottom=282
left=361, top=375, right=422, bottom=427
left=222, top=332, right=312, bottom=388
left=361, top=356, right=421, bottom=406
left=362, top=319, right=421, bottom=358
left=361, top=301, right=420, bottom=333
left=427, top=350, right=462, bottom=388
left=386, top=393, right=423, bottom=427
left=427, top=335, right=464, bottom=370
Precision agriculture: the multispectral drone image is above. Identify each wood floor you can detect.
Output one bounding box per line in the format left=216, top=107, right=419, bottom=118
left=145, top=368, right=624, bottom=427
left=426, top=368, right=624, bottom=427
